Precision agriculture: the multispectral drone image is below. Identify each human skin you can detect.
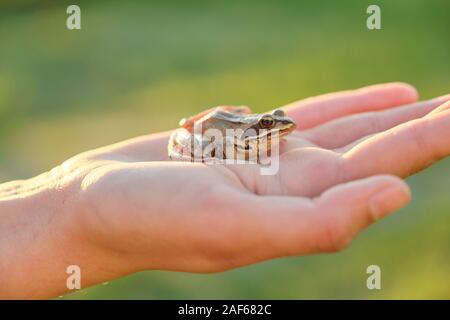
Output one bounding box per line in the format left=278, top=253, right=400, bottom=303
left=0, top=82, right=449, bottom=299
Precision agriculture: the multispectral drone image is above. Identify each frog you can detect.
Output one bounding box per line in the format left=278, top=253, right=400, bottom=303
left=168, top=105, right=296, bottom=163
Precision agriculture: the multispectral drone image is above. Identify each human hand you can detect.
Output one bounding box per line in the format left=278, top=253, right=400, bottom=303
left=78, top=82, right=449, bottom=269
left=1, top=82, right=449, bottom=298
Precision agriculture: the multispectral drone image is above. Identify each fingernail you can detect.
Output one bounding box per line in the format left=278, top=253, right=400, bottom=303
left=369, top=184, right=411, bottom=220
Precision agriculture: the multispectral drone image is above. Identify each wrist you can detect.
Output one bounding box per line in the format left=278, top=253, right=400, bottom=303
left=0, top=180, right=130, bottom=298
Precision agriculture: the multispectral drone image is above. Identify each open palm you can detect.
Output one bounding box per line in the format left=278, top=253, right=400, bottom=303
left=62, top=82, right=450, bottom=274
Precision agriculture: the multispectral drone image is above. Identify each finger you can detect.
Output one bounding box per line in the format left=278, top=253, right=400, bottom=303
left=428, top=97, right=450, bottom=115
left=237, top=175, right=410, bottom=262
left=305, top=95, right=450, bottom=149
left=341, top=102, right=450, bottom=180
left=336, top=99, right=450, bottom=154
left=94, top=83, right=417, bottom=162
left=283, top=82, right=418, bottom=130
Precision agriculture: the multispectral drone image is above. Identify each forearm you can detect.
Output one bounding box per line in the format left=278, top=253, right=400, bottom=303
left=0, top=181, right=128, bottom=299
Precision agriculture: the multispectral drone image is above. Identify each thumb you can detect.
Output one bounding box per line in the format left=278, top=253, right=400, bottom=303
left=241, top=175, right=411, bottom=259
left=310, top=175, right=411, bottom=253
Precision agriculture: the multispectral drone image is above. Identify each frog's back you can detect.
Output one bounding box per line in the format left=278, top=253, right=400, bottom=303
left=179, top=105, right=251, bottom=130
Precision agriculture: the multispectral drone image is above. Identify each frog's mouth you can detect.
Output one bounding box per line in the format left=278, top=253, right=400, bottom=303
left=242, top=128, right=288, bottom=142
left=233, top=123, right=296, bottom=152
left=233, top=130, right=277, bottom=152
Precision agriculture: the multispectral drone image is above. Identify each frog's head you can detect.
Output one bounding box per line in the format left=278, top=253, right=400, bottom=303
left=177, top=106, right=296, bottom=161
left=242, top=109, right=296, bottom=141
left=231, top=109, right=296, bottom=157
left=258, top=109, right=295, bottom=136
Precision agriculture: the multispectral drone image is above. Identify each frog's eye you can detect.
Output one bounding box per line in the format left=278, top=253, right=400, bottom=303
left=259, top=115, right=275, bottom=128
left=272, top=109, right=285, bottom=117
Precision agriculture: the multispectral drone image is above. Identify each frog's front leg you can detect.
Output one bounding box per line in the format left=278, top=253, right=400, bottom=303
left=198, top=135, right=227, bottom=163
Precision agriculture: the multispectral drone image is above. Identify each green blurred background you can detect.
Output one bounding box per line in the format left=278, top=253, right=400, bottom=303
left=0, top=0, right=449, bottom=299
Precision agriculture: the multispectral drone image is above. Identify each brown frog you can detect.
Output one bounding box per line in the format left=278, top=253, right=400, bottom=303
left=168, top=106, right=296, bottom=162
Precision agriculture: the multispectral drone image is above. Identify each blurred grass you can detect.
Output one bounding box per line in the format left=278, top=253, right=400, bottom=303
left=0, top=0, right=449, bottom=299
